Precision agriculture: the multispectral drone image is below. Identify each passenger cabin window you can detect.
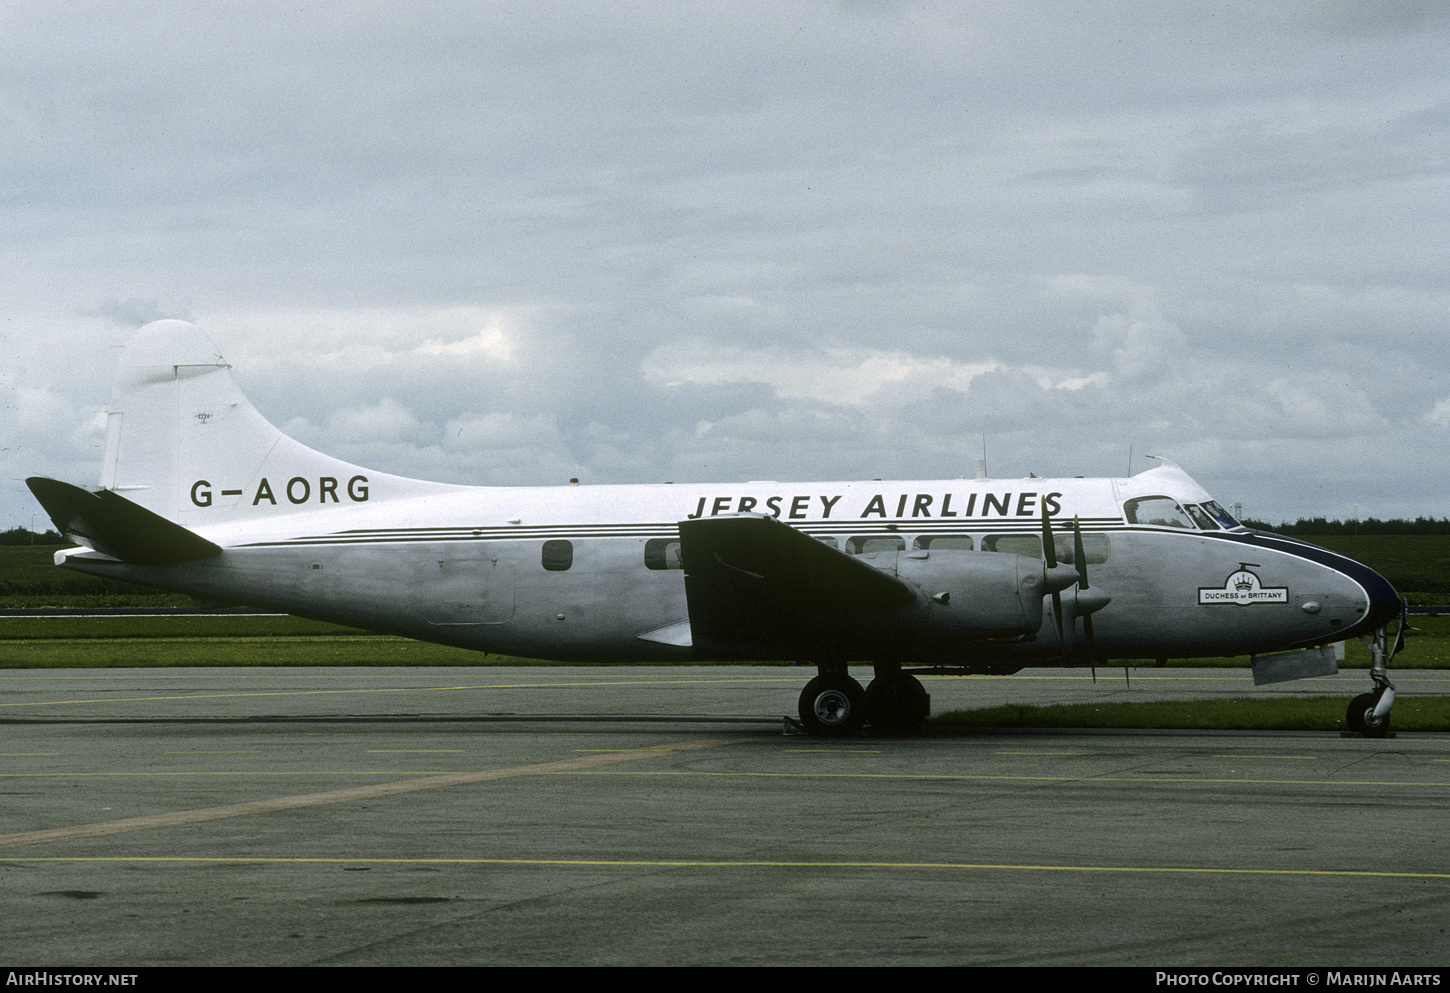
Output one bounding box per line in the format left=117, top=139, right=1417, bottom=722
left=847, top=535, right=906, bottom=555
left=814, top=536, right=839, bottom=549
left=1124, top=496, right=1192, bottom=529
left=982, top=534, right=1043, bottom=558
left=912, top=535, right=974, bottom=551
left=644, top=537, right=684, bottom=570
left=1052, top=533, right=1112, bottom=565
left=541, top=539, right=573, bottom=571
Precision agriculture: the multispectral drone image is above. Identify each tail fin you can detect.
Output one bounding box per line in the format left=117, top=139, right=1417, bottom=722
left=96, top=320, right=455, bottom=526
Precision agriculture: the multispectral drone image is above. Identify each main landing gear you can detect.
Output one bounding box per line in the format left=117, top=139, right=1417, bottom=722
left=796, top=664, right=930, bottom=737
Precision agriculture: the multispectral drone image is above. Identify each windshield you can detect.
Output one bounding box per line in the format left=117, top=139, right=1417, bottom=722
left=1202, top=500, right=1241, bottom=529
left=1184, top=504, right=1219, bottom=530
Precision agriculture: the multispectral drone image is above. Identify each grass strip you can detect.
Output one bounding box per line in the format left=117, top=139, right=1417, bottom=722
left=0, top=636, right=804, bottom=668
left=1, top=636, right=565, bottom=668
left=932, top=696, right=1450, bottom=732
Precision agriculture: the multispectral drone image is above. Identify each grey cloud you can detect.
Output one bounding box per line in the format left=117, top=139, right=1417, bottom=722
left=3, top=2, right=1448, bottom=526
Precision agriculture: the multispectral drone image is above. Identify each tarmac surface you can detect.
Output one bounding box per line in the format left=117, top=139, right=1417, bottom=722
left=2, top=664, right=1448, bottom=967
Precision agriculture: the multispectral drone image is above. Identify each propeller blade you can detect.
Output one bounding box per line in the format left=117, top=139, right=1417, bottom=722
left=1073, top=515, right=1089, bottom=590
left=1074, top=515, right=1096, bottom=679
left=1042, top=504, right=1065, bottom=653
left=1390, top=597, right=1407, bottom=661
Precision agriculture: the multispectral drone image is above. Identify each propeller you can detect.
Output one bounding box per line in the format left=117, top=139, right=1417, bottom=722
left=1040, top=507, right=1113, bottom=677
left=1039, top=506, right=1081, bottom=657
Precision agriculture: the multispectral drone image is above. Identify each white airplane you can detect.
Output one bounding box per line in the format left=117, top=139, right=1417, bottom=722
left=28, top=320, right=1405, bottom=736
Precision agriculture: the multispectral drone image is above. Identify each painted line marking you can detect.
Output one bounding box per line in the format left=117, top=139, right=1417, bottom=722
left=561, top=770, right=1450, bottom=788
left=0, top=737, right=747, bottom=851
left=0, top=677, right=802, bottom=709
left=1, top=766, right=1447, bottom=788
left=1, top=856, right=1447, bottom=882
left=5, top=769, right=1443, bottom=791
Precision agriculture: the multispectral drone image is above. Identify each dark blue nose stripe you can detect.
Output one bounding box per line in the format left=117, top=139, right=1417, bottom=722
left=1203, top=531, right=1401, bottom=638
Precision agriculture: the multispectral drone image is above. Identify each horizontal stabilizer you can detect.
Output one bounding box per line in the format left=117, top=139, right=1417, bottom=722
left=26, top=477, right=222, bottom=565
left=678, top=514, right=915, bottom=654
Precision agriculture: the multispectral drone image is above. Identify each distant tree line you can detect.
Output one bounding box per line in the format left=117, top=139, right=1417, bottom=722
left=0, top=526, right=63, bottom=545
left=1241, top=517, right=1450, bottom=536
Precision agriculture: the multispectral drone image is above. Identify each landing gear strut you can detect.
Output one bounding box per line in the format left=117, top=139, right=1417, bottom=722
left=1346, top=610, right=1403, bottom=738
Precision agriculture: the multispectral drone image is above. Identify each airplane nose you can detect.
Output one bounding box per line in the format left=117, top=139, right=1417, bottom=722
left=1356, top=561, right=1403, bottom=633
left=1317, top=545, right=1401, bottom=637
left=1283, top=536, right=1400, bottom=640
left=1235, top=530, right=1400, bottom=644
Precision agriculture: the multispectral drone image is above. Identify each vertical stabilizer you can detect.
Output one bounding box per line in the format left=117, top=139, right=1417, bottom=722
left=100, top=320, right=457, bottom=525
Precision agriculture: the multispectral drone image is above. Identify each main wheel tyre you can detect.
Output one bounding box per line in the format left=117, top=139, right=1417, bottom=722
left=1346, top=692, right=1390, bottom=737
left=865, top=674, right=930, bottom=734
left=798, top=674, right=867, bottom=737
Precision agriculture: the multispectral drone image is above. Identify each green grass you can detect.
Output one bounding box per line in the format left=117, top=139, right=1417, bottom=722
left=932, top=696, right=1450, bottom=732
left=0, top=613, right=372, bottom=639
left=0, top=544, right=180, bottom=601
left=0, top=635, right=509, bottom=668
left=1282, top=534, right=1450, bottom=604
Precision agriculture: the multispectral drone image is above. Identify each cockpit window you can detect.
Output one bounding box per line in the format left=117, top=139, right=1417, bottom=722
left=1184, top=504, right=1219, bottom=530
left=1203, top=500, right=1240, bottom=529
left=1124, top=496, right=1192, bottom=529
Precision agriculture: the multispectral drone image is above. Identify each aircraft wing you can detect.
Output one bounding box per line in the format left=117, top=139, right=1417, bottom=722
left=678, top=514, right=916, bottom=656
left=26, top=477, right=222, bottom=565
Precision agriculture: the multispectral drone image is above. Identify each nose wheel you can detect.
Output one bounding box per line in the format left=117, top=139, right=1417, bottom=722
left=1346, top=686, right=1392, bottom=737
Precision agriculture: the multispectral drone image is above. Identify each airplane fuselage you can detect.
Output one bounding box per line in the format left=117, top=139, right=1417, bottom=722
left=58, top=469, right=1394, bottom=670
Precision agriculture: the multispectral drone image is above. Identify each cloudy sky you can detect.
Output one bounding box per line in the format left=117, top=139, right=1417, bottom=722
left=3, top=1, right=1447, bottom=528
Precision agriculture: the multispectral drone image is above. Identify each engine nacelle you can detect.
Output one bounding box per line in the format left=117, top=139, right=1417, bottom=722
left=881, top=548, right=1061, bottom=639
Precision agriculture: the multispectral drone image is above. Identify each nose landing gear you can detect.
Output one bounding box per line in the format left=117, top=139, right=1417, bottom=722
left=1346, top=604, right=1405, bottom=738
left=1346, top=677, right=1394, bottom=737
